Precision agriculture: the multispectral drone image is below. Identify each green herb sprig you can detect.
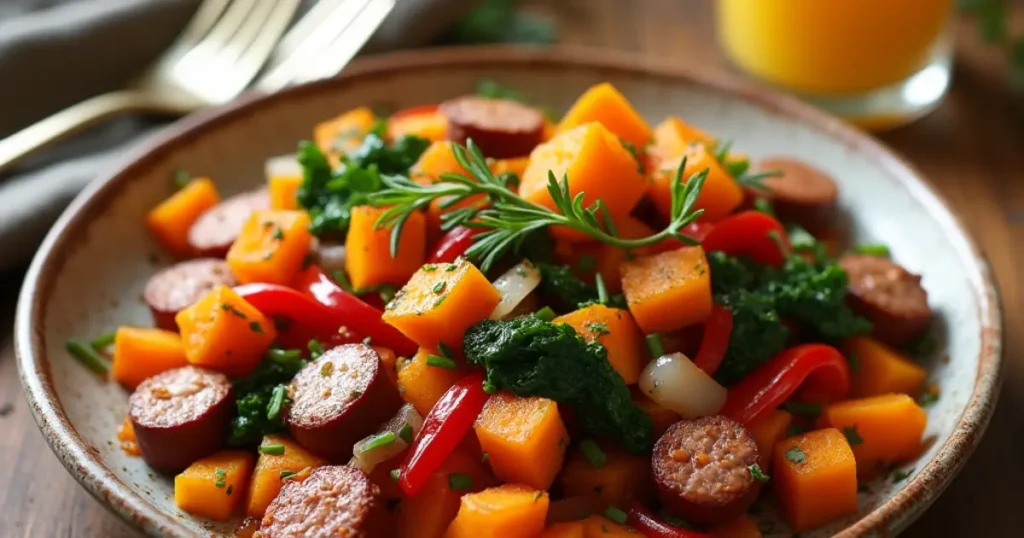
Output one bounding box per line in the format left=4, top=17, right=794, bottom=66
left=368, top=140, right=708, bottom=271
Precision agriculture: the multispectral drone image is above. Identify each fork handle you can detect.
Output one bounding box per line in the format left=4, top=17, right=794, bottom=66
left=0, top=91, right=159, bottom=176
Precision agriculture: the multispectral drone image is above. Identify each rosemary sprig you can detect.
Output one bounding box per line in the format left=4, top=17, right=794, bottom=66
left=368, top=140, right=708, bottom=271
left=713, top=139, right=781, bottom=191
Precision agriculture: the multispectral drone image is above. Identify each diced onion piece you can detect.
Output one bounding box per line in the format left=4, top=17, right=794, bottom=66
left=349, top=403, right=423, bottom=473
left=316, top=242, right=347, bottom=274
left=639, top=352, right=727, bottom=419
left=489, top=260, right=541, bottom=320
left=264, top=153, right=302, bottom=181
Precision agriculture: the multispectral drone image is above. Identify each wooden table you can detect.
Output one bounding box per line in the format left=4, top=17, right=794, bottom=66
left=1, top=1, right=1022, bottom=536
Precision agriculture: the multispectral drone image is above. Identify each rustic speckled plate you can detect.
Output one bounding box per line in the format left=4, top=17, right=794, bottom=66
left=15, top=47, right=1002, bottom=537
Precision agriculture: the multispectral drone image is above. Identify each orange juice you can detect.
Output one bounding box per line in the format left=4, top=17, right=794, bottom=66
left=716, top=0, right=954, bottom=96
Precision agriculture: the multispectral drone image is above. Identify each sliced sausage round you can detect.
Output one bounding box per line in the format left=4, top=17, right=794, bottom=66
left=752, top=157, right=839, bottom=234
left=286, top=344, right=401, bottom=462
left=652, top=416, right=761, bottom=525
left=439, top=95, right=544, bottom=159
left=128, top=366, right=232, bottom=472
left=187, top=188, right=270, bottom=258
left=143, top=258, right=236, bottom=331
left=258, top=465, right=388, bottom=538
left=838, top=254, right=932, bottom=347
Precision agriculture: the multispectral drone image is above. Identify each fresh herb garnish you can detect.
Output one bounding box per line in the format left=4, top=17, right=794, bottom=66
left=173, top=169, right=192, bottom=189
left=228, top=350, right=304, bottom=446
left=266, top=385, right=286, bottom=421
left=221, top=303, right=248, bottom=319
left=535, top=262, right=627, bottom=312
left=361, top=431, right=397, bottom=451
left=918, top=392, right=940, bottom=406
left=604, top=506, right=628, bottom=525
left=892, top=467, right=915, bottom=483
left=398, top=423, right=414, bottom=445
left=308, top=339, right=325, bottom=359
left=855, top=243, right=890, bottom=257
left=389, top=468, right=401, bottom=481
left=214, top=468, right=227, bottom=488
left=426, top=354, right=458, bottom=370
left=533, top=306, right=557, bottom=322
left=280, top=469, right=298, bottom=480
left=843, top=426, right=864, bottom=446
left=785, top=446, right=807, bottom=464
left=368, top=141, right=708, bottom=271
left=259, top=444, right=286, bottom=455
left=780, top=402, right=822, bottom=418
left=587, top=322, right=611, bottom=337
left=65, top=339, right=110, bottom=375
left=90, top=331, right=117, bottom=351
left=748, top=464, right=770, bottom=482
left=448, top=473, right=474, bottom=491
left=249, top=321, right=264, bottom=334
left=580, top=439, right=607, bottom=468
left=645, top=333, right=665, bottom=359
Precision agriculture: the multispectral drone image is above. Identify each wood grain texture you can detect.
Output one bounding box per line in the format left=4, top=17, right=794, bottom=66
left=1, top=1, right=1022, bottom=536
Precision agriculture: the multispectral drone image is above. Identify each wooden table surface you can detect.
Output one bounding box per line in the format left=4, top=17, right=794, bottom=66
left=1, top=1, right=1022, bottom=536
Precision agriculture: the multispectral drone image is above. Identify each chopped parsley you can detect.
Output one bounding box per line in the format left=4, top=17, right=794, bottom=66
left=214, top=468, right=227, bottom=488
left=892, top=467, right=915, bottom=483
left=784, top=446, right=807, bottom=464
left=843, top=426, right=864, bottom=446
left=748, top=464, right=770, bottom=482
left=587, top=322, right=611, bottom=337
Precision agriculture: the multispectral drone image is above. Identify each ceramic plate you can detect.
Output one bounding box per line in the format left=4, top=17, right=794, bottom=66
left=15, top=47, right=1002, bottom=537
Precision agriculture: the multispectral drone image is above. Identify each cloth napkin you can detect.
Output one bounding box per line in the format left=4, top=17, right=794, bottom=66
left=0, top=0, right=476, bottom=271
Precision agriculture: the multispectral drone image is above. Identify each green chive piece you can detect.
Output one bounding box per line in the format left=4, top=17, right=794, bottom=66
left=426, top=354, right=458, bottom=369
left=280, top=469, right=297, bottom=480
left=214, top=468, right=227, bottom=488
left=595, top=273, right=610, bottom=304
left=481, top=452, right=490, bottom=464
left=266, top=385, right=286, bottom=421
left=65, top=339, right=110, bottom=375
left=533, top=306, right=556, bottom=322
left=448, top=473, right=473, bottom=491
left=362, top=431, right=397, bottom=451
left=752, top=197, right=775, bottom=217
left=259, top=444, right=286, bottom=455
left=432, top=281, right=447, bottom=294
left=604, top=506, right=628, bottom=525
left=89, top=331, right=116, bottom=350
left=308, top=339, right=325, bottom=359
left=780, top=401, right=822, bottom=418
left=398, top=423, right=414, bottom=445
left=855, top=243, right=890, bottom=257
left=173, top=169, right=191, bottom=189
left=580, top=439, right=607, bottom=469
left=268, top=348, right=303, bottom=364
left=389, top=468, right=401, bottom=481
left=645, top=333, right=665, bottom=359
left=437, top=342, right=455, bottom=358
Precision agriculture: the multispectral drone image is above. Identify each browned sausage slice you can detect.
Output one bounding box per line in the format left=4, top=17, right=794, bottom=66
left=286, top=344, right=401, bottom=462
left=128, top=366, right=232, bottom=472
left=652, top=416, right=761, bottom=525
left=258, top=465, right=388, bottom=538
left=187, top=189, right=270, bottom=258
left=439, top=95, right=544, bottom=159
left=753, top=157, right=839, bottom=234
left=143, top=258, right=236, bottom=331
left=838, top=254, right=932, bottom=347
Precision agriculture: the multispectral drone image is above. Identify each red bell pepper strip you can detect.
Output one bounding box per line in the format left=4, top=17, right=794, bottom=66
left=627, top=501, right=711, bottom=538
left=398, top=373, right=488, bottom=496
left=701, top=211, right=790, bottom=266
left=293, top=266, right=417, bottom=357
left=234, top=283, right=362, bottom=349
left=719, top=343, right=851, bottom=425
left=681, top=221, right=715, bottom=242
left=691, top=304, right=733, bottom=376
left=427, top=225, right=481, bottom=264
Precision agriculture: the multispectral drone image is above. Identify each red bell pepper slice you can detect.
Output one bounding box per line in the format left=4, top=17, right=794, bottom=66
left=234, top=283, right=363, bottom=349
left=398, top=373, right=488, bottom=496
left=627, top=501, right=711, bottom=538
left=427, top=225, right=481, bottom=264
left=681, top=221, right=715, bottom=242
left=719, top=343, right=851, bottom=425
left=691, top=304, right=733, bottom=376
left=701, top=211, right=790, bottom=266
left=293, top=266, right=417, bottom=357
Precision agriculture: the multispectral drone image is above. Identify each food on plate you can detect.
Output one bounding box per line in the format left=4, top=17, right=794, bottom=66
left=70, top=80, right=937, bottom=534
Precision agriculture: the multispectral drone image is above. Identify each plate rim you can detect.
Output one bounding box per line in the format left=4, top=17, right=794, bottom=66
left=14, top=45, right=1003, bottom=537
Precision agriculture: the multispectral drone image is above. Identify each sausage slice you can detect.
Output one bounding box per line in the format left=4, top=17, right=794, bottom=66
left=439, top=95, right=544, bottom=159
left=838, top=254, right=932, bottom=347
left=143, top=258, right=236, bottom=331
left=187, top=189, right=270, bottom=257
left=128, top=366, right=232, bottom=472
left=286, top=344, right=401, bottom=462
left=753, top=157, right=839, bottom=233
left=652, top=416, right=761, bottom=525
left=258, top=465, right=388, bottom=538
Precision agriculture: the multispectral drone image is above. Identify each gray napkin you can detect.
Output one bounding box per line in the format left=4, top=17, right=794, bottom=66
left=0, top=0, right=476, bottom=271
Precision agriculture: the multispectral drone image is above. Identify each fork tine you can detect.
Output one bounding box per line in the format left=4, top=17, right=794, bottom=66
left=257, top=0, right=395, bottom=92
left=149, top=0, right=232, bottom=70
left=273, top=0, right=347, bottom=61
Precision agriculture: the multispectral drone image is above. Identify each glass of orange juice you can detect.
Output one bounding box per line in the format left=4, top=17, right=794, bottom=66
left=716, top=0, right=955, bottom=130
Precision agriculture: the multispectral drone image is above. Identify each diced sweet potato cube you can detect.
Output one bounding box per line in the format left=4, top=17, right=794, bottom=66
left=620, top=246, right=713, bottom=334
left=245, top=435, right=326, bottom=517
left=398, top=348, right=464, bottom=416
left=175, top=285, right=277, bottom=377
left=773, top=428, right=858, bottom=532
left=846, top=337, right=928, bottom=397
left=445, top=484, right=550, bottom=538
left=388, top=104, right=449, bottom=143
left=112, top=327, right=188, bottom=390
left=747, top=409, right=794, bottom=470
left=398, top=448, right=494, bottom=538
left=652, top=116, right=716, bottom=157
left=474, top=392, right=569, bottom=490
left=557, top=82, right=652, bottom=150
left=581, top=515, right=636, bottom=537
left=648, top=143, right=744, bottom=223
left=708, top=515, right=763, bottom=538
left=554, top=304, right=645, bottom=384
left=268, top=174, right=302, bottom=211
left=174, top=450, right=255, bottom=521
left=559, top=441, right=651, bottom=506
left=383, top=258, right=500, bottom=351
left=146, top=178, right=220, bottom=257
left=540, top=522, right=585, bottom=538
left=227, top=210, right=313, bottom=286
left=345, top=205, right=426, bottom=289
left=817, top=393, right=927, bottom=472
left=314, top=106, right=376, bottom=163
left=520, top=122, right=647, bottom=227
